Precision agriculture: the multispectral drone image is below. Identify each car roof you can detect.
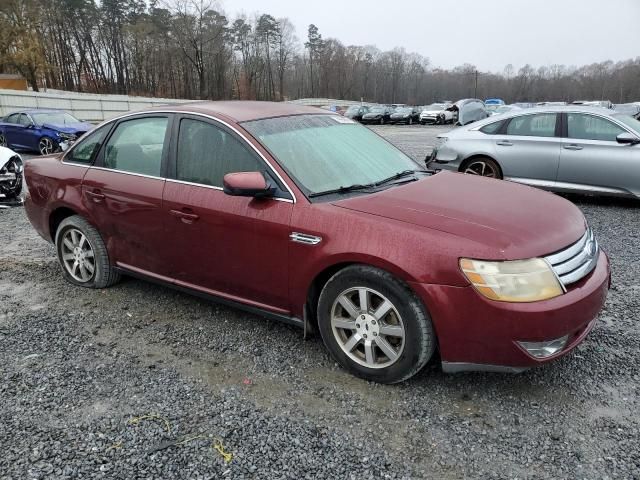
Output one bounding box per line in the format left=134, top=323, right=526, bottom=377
left=145, top=101, right=332, bottom=123
left=9, top=109, right=66, bottom=114
left=476, top=105, right=623, bottom=124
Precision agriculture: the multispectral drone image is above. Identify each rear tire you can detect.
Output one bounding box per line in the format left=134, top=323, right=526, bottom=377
left=317, top=265, right=436, bottom=384
left=380, top=117, right=385, bottom=125
left=461, top=156, right=503, bottom=179
left=55, top=215, right=120, bottom=289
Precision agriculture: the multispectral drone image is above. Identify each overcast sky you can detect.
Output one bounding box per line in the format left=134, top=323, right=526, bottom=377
left=220, top=0, right=640, bottom=72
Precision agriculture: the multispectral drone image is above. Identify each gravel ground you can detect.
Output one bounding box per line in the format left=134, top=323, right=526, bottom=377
left=1, top=125, right=639, bottom=479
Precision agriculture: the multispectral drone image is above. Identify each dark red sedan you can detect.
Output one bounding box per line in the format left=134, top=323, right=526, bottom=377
left=23, top=101, right=610, bottom=383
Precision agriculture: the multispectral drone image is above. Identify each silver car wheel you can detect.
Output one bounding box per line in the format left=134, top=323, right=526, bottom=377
left=465, top=160, right=499, bottom=178
left=39, top=137, right=55, bottom=155
left=60, top=228, right=96, bottom=283
left=0, top=134, right=7, bottom=147
left=331, top=287, right=405, bottom=369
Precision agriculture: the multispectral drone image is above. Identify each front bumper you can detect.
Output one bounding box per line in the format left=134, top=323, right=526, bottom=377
left=410, top=251, right=610, bottom=372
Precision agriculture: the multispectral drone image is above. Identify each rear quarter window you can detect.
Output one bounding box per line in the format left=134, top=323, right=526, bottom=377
left=480, top=121, right=504, bottom=134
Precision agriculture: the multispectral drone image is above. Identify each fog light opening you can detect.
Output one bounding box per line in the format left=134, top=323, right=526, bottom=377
left=518, top=335, right=569, bottom=359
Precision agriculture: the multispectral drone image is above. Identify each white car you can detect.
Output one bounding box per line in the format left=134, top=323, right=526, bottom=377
left=0, top=146, right=23, bottom=205
left=419, top=103, right=455, bottom=125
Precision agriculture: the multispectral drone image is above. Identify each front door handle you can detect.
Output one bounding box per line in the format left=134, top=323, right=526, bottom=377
left=86, top=190, right=105, bottom=203
left=496, top=140, right=513, bottom=146
left=169, top=209, right=200, bottom=224
left=563, top=144, right=584, bottom=151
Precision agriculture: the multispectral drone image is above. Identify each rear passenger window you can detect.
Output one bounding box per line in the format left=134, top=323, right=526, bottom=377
left=480, top=121, right=504, bottom=134
left=103, top=117, right=168, bottom=176
left=567, top=114, right=625, bottom=142
left=176, top=118, right=263, bottom=187
left=66, top=124, right=110, bottom=165
left=506, top=114, right=557, bottom=137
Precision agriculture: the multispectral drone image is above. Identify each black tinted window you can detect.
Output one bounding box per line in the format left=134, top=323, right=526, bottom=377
left=66, top=125, right=110, bottom=165
left=103, top=117, right=168, bottom=176
left=176, top=118, right=262, bottom=187
left=506, top=113, right=556, bottom=137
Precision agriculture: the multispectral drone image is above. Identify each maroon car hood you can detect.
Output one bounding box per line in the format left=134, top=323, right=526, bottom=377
left=333, top=172, right=586, bottom=260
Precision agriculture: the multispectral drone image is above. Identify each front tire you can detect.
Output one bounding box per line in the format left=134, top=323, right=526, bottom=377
left=55, top=215, right=120, bottom=288
left=39, top=136, right=57, bottom=155
left=379, top=117, right=385, bottom=125
left=317, top=265, right=436, bottom=384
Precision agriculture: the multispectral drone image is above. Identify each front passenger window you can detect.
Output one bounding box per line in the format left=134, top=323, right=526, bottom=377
left=567, top=114, right=625, bottom=142
left=103, top=117, right=168, bottom=176
left=176, top=118, right=263, bottom=187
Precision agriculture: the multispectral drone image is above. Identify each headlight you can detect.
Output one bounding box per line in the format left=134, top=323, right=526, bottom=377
left=459, top=258, right=563, bottom=302
left=58, top=132, right=76, bottom=141
left=435, top=136, right=448, bottom=147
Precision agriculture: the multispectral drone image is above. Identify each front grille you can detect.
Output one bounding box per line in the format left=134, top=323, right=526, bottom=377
left=544, top=228, right=599, bottom=287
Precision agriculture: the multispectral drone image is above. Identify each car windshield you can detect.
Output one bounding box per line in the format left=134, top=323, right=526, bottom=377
left=425, top=104, right=444, bottom=110
left=243, top=115, right=421, bottom=196
left=397, top=108, right=413, bottom=114
left=368, top=107, right=385, bottom=113
left=31, top=112, right=80, bottom=125
left=613, top=114, right=640, bottom=134
left=345, top=106, right=360, bottom=113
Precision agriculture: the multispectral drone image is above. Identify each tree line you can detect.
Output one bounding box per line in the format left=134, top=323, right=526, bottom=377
left=1, top=0, right=639, bottom=105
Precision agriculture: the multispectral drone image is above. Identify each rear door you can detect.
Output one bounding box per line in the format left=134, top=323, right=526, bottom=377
left=494, top=112, right=561, bottom=185
left=81, top=114, right=173, bottom=276
left=162, top=115, right=293, bottom=313
left=557, top=112, right=638, bottom=195
left=0, top=114, right=20, bottom=148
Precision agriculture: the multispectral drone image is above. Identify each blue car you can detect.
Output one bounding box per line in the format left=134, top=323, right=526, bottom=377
left=0, top=109, right=94, bottom=155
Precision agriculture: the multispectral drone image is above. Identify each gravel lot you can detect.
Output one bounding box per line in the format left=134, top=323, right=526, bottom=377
left=1, top=125, right=639, bottom=479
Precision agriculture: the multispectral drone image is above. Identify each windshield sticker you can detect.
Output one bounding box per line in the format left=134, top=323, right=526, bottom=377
left=331, top=115, right=356, bottom=124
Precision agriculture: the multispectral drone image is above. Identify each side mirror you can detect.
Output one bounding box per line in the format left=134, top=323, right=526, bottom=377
left=223, top=171, right=276, bottom=198
left=616, top=132, right=639, bottom=145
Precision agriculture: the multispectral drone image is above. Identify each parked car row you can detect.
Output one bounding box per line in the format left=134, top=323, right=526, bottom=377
left=345, top=99, right=491, bottom=126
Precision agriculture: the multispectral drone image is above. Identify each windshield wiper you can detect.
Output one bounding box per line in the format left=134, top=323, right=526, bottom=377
left=374, top=169, right=427, bottom=187
left=308, top=183, right=376, bottom=198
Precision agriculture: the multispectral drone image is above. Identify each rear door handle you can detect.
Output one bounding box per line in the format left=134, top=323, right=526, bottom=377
left=563, top=144, right=583, bottom=151
left=86, top=190, right=105, bottom=203
left=169, top=209, right=200, bottom=224
left=496, top=140, right=513, bottom=146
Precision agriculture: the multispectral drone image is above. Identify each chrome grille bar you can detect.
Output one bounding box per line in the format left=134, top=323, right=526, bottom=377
left=544, top=228, right=599, bottom=287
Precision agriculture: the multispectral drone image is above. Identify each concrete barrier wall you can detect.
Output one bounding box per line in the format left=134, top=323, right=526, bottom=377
left=0, top=89, right=374, bottom=122
left=0, top=89, right=195, bottom=123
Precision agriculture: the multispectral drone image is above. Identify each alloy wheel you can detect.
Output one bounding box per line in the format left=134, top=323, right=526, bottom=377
left=331, top=287, right=405, bottom=369
left=60, top=228, right=96, bottom=283
left=39, top=137, right=54, bottom=155
left=464, top=160, right=499, bottom=178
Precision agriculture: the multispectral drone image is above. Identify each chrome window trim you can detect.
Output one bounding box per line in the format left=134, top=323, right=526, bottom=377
left=86, top=165, right=164, bottom=181
left=165, top=178, right=293, bottom=203
left=62, top=110, right=298, bottom=203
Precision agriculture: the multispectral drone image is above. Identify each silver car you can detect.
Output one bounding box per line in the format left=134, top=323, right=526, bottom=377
left=427, top=106, right=640, bottom=198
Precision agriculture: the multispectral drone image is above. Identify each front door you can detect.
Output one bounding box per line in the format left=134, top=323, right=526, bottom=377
left=494, top=112, right=561, bottom=185
left=82, top=114, right=173, bottom=276
left=557, top=112, right=638, bottom=195
left=162, top=116, right=293, bottom=313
